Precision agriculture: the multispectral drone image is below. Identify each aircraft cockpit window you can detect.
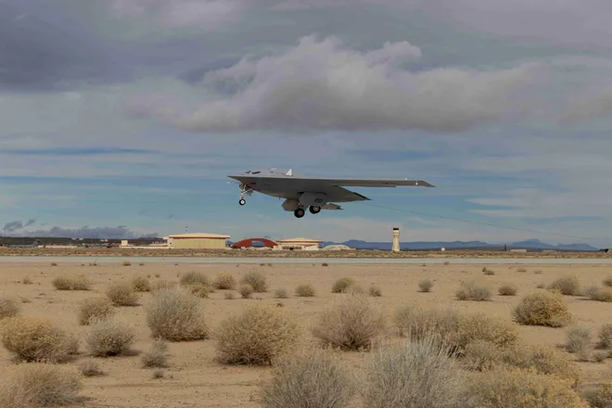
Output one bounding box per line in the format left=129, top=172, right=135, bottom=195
left=251, top=171, right=261, bottom=174
left=245, top=171, right=251, bottom=174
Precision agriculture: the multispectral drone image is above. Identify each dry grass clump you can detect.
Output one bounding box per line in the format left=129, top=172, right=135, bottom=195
left=0, top=363, right=82, bottom=408
left=22, top=277, right=33, bottom=284
left=467, top=367, right=588, bottom=408
left=142, top=338, right=169, bottom=368
left=418, top=279, right=433, bottom=292
left=179, top=271, right=209, bottom=287
left=603, top=276, right=612, bottom=287
left=295, top=284, right=316, bottom=297
left=261, top=347, right=356, bottom=408
left=77, top=297, right=115, bottom=325
left=454, top=312, right=519, bottom=353
left=146, top=288, right=208, bottom=341
left=394, top=306, right=459, bottom=343
left=498, top=283, right=518, bottom=296
left=462, top=340, right=501, bottom=372
left=362, top=337, right=467, bottom=408
left=517, top=267, right=527, bottom=272
left=240, top=284, right=254, bottom=299
left=131, top=275, right=151, bottom=292
left=151, top=280, right=177, bottom=292
left=52, top=275, right=91, bottom=291
left=589, top=287, right=612, bottom=302
left=547, top=275, right=581, bottom=295
left=215, top=305, right=301, bottom=365
left=513, top=290, right=572, bottom=327
left=369, top=285, right=382, bottom=297
left=274, top=288, right=288, bottom=299
left=311, top=294, right=386, bottom=351
left=240, top=271, right=268, bottom=292
left=598, top=324, right=612, bottom=349
left=78, top=359, right=104, bottom=377
left=566, top=326, right=591, bottom=358
left=84, top=318, right=135, bottom=357
left=213, top=273, right=237, bottom=290
left=482, top=267, right=495, bottom=276
left=331, top=277, right=356, bottom=293
left=106, top=282, right=140, bottom=306
left=584, top=383, right=612, bottom=408
left=224, top=292, right=235, bottom=300
left=593, top=351, right=608, bottom=363
left=0, top=316, right=76, bottom=363
left=187, top=282, right=210, bottom=298
left=455, top=280, right=492, bottom=301
left=0, top=296, right=21, bottom=319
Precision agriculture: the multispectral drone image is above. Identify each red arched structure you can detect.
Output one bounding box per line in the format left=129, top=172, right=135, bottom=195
left=231, top=238, right=279, bottom=248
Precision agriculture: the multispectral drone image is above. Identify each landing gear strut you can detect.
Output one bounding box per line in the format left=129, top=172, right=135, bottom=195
left=294, top=208, right=305, bottom=218
left=309, top=206, right=321, bottom=214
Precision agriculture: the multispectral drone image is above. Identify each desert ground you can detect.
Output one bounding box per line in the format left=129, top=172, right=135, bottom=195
left=1, top=259, right=612, bottom=407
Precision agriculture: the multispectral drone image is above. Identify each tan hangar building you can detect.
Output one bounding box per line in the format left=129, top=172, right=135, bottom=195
left=164, top=233, right=230, bottom=249
left=275, top=237, right=323, bottom=250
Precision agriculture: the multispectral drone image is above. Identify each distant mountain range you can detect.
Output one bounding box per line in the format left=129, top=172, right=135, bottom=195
left=321, top=238, right=599, bottom=252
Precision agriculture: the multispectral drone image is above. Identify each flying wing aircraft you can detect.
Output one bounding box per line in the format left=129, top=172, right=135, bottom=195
left=227, top=168, right=434, bottom=218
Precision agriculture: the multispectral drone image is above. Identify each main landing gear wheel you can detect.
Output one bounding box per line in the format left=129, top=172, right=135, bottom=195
left=239, top=198, right=246, bottom=206
left=309, top=206, right=321, bottom=214
left=294, top=208, right=305, bottom=218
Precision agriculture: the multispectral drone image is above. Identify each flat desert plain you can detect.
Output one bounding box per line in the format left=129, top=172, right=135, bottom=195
left=1, top=260, right=612, bottom=407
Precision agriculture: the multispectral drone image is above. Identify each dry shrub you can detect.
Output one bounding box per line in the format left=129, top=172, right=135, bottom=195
left=151, top=280, right=177, bottom=292
left=214, top=273, right=237, bottom=290
left=456, top=280, right=492, bottom=301
left=261, top=347, right=356, bottom=408
left=498, top=283, right=518, bottom=296
left=84, top=318, right=135, bottom=357
left=347, top=284, right=365, bottom=295
left=547, top=275, right=581, bottom=296
left=599, top=324, right=612, bottom=349
left=311, top=294, right=386, bottom=351
left=23, top=277, right=33, bottom=284
left=566, top=326, right=591, bottom=355
left=224, top=292, right=235, bottom=300
left=131, top=275, right=151, bottom=292
left=483, top=268, right=495, bottom=276
left=77, top=297, right=115, bottom=325
left=362, top=337, right=467, bottom=408
left=517, top=267, right=527, bottom=273
left=467, top=367, right=588, bottom=408
left=0, top=296, right=21, bottom=319
left=187, top=282, right=210, bottom=298
left=295, top=284, right=315, bottom=297
left=215, top=305, right=300, bottom=365
left=240, top=284, right=254, bottom=299
left=240, top=271, right=268, bottom=292
left=418, top=279, right=433, bottom=292
left=180, top=271, right=209, bottom=287
left=331, top=277, right=356, bottom=293
left=592, top=288, right=612, bottom=302
left=603, top=276, right=612, bottom=287
left=463, top=340, right=501, bottom=371
left=142, top=338, right=169, bottom=368
left=0, top=316, right=76, bottom=363
left=453, top=312, right=519, bottom=353
left=52, top=275, right=91, bottom=291
left=146, top=288, right=208, bottom=341
left=395, top=306, right=460, bottom=343
left=513, top=290, right=572, bottom=327
left=0, top=363, right=82, bottom=408
left=274, top=288, right=288, bottom=299
left=584, top=383, right=612, bottom=408
left=78, top=359, right=104, bottom=377
left=105, top=282, right=140, bottom=306
left=593, top=351, right=608, bottom=363
left=369, top=285, right=382, bottom=297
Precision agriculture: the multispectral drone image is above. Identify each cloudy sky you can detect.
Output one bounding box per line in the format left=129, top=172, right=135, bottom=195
left=2, top=0, right=612, bottom=245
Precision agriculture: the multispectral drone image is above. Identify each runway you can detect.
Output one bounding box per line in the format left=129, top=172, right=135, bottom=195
left=0, top=256, right=611, bottom=265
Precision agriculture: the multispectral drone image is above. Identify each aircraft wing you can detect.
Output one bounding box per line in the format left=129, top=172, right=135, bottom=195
left=310, top=178, right=435, bottom=188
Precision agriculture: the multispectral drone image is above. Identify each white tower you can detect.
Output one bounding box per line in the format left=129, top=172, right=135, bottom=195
left=392, top=227, right=400, bottom=252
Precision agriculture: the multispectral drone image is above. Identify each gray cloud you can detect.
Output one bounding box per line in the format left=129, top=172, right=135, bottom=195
left=2, top=221, right=23, bottom=232
left=22, top=226, right=158, bottom=239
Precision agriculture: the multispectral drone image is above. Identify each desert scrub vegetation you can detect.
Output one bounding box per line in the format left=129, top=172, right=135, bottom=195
left=455, top=280, right=492, bottom=301
left=362, top=337, right=467, bottom=408
left=513, top=290, right=572, bottom=327
left=418, top=279, right=433, bottom=292
left=547, top=275, right=581, bottom=296
left=142, top=338, right=169, bottom=368
left=240, top=283, right=254, bottom=299
left=467, top=367, right=588, bottom=408
left=240, top=271, right=268, bottom=292
left=186, top=282, right=210, bottom=298
left=131, top=275, right=151, bottom=292
left=331, top=277, right=356, bottom=293
left=295, top=284, right=315, bottom=297
left=77, top=297, right=115, bottom=325
left=274, top=288, right=288, bottom=299
left=105, top=282, right=140, bottom=306
left=311, top=294, right=386, bottom=351
left=146, top=288, right=208, bottom=341
left=369, top=285, right=382, bottom=297
left=179, top=271, right=209, bottom=287
left=566, top=326, right=591, bottom=360
left=84, top=318, right=135, bottom=357
left=215, top=305, right=300, bottom=365
left=0, top=316, right=77, bottom=363
left=52, top=274, right=91, bottom=291
left=598, top=324, right=612, bottom=349
left=213, top=273, right=237, bottom=290
left=586, top=285, right=612, bottom=302
left=394, top=305, right=459, bottom=342
left=0, top=296, right=21, bottom=319
left=261, top=347, right=356, bottom=408
left=151, top=280, right=177, bottom=292
left=482, top=267, right=495, bottom=275
left=78, top=359, right=104, bottom=377
left=498, top=283, right=518, bottom=296
left=0, top=363, right=83, bottom=408
left=603, top=276, right=612, bottom=287
left=583, top=383, right=612, bottom=408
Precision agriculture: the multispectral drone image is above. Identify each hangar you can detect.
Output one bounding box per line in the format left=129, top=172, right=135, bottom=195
left=276, top=237, right=322, bottom=250
left=165, top=233, right=230, bottom=249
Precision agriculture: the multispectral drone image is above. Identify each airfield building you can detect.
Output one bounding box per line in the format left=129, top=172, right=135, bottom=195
left=165, top=233, right=230, bottom=249
left=275, top=237, right=322, bottom=250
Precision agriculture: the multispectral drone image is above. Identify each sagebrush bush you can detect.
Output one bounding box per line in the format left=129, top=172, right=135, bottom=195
left=331, top=277, right=356, bottom=293
left=295, top=284, right=315, bottom=297
left=603, top=276, right=612, bottom=287
left=85, top=318, right=135, bottom=357
left=311, top=294, right=386, bottom=351
left=467, top=367, right=589, bottom=408
left=462, top=340, right=501, bottom=372
left=369, top=285, right=382, bottom=297
left=52, top=275, right=91, bottom=291
left=419, top=279, right=433, bottom=292
left=151, top=280, right=177, bottom=292
left=483, top=267, right=495, bottom=276
left=498, top=283, right=518, bottom=296
left=453, top=312, right=519, bottom=353
left=240, top=284, right=254, bottom=299
left=187, top=282, right=210, bottom=298
left=592, top=288, right=612, bottom=302
left=456, top=280, right=492, bottom=301
left=566, top=326, right=591, bottom=355
left=0, top=363, right=82, bottom=408
left=106, top=282, right=140, bottom=306
left=78, top=359, right=104, bottom=377
left=547, top=276, right=581, bottom=296
left=131, top=275, right=151, bottom=292
left=363, top=337, right=467, bottom=408
left=599, top=324, right=612, bottom=349
left=240, top=271, right=268, bottom=292
left=78, top=297, right=115, bottom=325
left=215, top=305, right=300, bottom=365
left=0, top=296, right=21, bottom=319
left=513, top=290, right=572, bottom=327
left=0, top=316, right=76, bottom=363
left=394, top=305, right=459, bottom=343
left=274, top=288, right=288, bottom=299
left=584, top=383, right=612, bottom=408
left=180, top=271, right=209, bottom=287
left=146, top=288, right=208, bottom=341
left=214, top=273, right=237, bottom=290
left=142, top=338, right=169, bottom=368
left=261, top=347, right=356, bottom=408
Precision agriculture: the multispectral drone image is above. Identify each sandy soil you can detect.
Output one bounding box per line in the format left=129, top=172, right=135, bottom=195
left=1, top=261, right=611, bottom=407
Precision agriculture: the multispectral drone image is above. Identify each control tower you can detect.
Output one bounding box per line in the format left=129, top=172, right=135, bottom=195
left=392, top=227, right=400, bottom=252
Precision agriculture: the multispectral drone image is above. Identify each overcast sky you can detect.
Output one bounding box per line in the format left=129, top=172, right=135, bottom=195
left=2, top=0, right=612, bottom=245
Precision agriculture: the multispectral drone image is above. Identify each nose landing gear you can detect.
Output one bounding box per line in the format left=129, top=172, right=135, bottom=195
left=239, top=198, right=246, bottom=206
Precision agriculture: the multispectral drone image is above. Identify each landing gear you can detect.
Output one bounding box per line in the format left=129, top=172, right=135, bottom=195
left=294, top=208, right=305, bottom=218
left=309, top=206, right=321, bottom=214
left=239, top=198, right=246, bottom=206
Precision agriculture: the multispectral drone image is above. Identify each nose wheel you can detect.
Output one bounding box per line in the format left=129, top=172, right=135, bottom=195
left=294, top=208, right=305, bottom=218
left=239, top=198, right=246, bottom=206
